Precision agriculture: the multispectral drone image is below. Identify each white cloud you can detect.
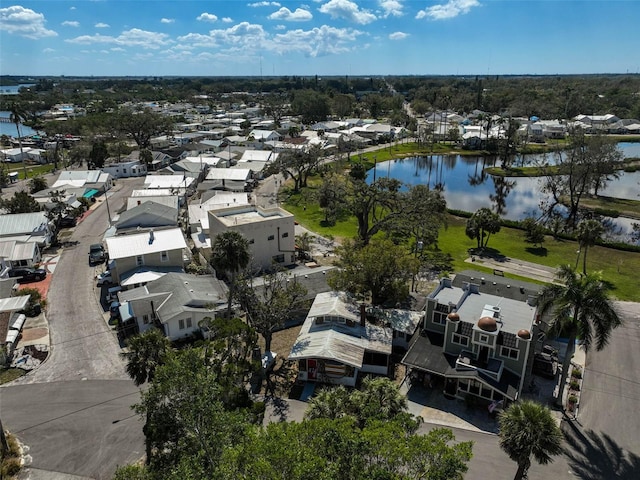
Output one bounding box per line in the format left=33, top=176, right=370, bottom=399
left=67, top=28, right=172, bottom=49
left=197, top=13, right=218, bottom=22
left=43, top=47, right=55, bottom=53
left=208, top=22, right=268, bottom=49
left=0, top=5, right=57, bottom=39
left=70, top=6, right=76, bottom=10
left=416, top=0, right=480, bottom=20
left=62, top=20, right=79, bottom=27
left=160, top=18, right=175, bottom=24
left=111, top=47, right=125, bottom=52
left=272, top=24, right=363, bottom=57
left=379, top=0, right=403, bottom=18
left=318, top=0, right=376, bottom=25
left=176, top=32, right=219, bottom=48
left=222, top=17, right=233, bottom=23
left=248, top=1, right=281, bottom=7
left=274, top=24, right=286, bottom=30
left=389, top=31, right=408, bottom=40
left=95, top=22, right=109, bottom=28
left=269, top=7, right=313, bottom=21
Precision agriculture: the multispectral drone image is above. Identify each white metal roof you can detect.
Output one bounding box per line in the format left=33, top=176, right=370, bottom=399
left=120, top=270, right=168, bottom=286
left=105, top=227, right=187, bottom=260
left=288, top=292, right=392, bottom=367
left=205, top=168, right=251, bottom=181
left=0, top=296, right=30, bottom=312
left=144, top=175, right=194, bottom=189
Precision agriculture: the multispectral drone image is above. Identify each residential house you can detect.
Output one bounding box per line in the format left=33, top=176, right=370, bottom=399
left=129, top=189, right=183, bottom=208
left=102, top=159, right=147, bottom=178
left=51, top=170, right=113, bottom=198
left=144, top=174, right=195, bottom=197
left=0, top=240, right=41, bottom=268
left=402, top=271, right=540, bottom=405
left=0, top=212, right=53, bottom=248
left=207, top=205, right=295, bottom=272
left=113, top=201, right=179, bottom=235
left=105, top=227, right=188, bottom=285
left=289, top=291, right=393, bottom=387
left=118, top=272, right=228, bottom=341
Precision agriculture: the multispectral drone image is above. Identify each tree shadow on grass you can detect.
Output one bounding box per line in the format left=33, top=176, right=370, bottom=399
left=561, top=419, right=640, bottom=479
left=525, top=246, right=548, bottom=257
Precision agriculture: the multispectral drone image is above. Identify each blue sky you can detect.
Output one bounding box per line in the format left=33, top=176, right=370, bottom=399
left=1, top=1, right=639, bottom=77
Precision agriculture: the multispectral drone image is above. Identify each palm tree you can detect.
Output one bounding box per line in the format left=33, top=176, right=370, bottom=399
left=498, top=400, right=563, bottom=480
left=538, top=265, right=621, bottom=407
left=120, top=328, right=171, bottom=386
left=295, top=231, right=313, bottom=260
left=209, top=231, right=251, bottom=318
left=575, top=219, right=605, bottom=274
left=352, top=376, right=408, bottom=427
left=8, top=101, right=28, bottom=180
left=305, top=385, right=351, bottom=420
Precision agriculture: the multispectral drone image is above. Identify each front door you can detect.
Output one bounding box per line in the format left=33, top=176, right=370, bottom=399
left=308, top=359, right=317, bottom=380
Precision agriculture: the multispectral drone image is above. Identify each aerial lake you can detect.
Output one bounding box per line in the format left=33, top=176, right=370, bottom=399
left=367, top=142, right=640, bottom=242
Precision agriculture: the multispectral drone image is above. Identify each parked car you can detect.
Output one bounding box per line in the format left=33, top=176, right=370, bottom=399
left=8, top=267, right=47, bottom=283
left=89, top=244, right=106, bottom=265
left=58, top=216, right=77, bottom=228
left=96, top=270, right=113, bottom=286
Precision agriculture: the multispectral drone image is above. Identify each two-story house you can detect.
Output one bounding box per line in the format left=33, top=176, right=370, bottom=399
left=207, top=205, right=295, bottom=272
left=402, top=271, right=541, bottom=405
left=105, top=228, right=188, bottom=286
left=289, top=291, right=393, bottom=387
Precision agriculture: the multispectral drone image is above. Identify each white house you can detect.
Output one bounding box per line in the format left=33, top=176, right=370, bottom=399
left=0, top=212, right=53, bottom=247
left=118, top=272, right=228, bottom=341
left=289, top=291, right=393, bottom=387
left=0, top=240, right=41, bottom=269
left=207, top=205, right=295, bottom=272
left=102, top=160, right=147, bottom=178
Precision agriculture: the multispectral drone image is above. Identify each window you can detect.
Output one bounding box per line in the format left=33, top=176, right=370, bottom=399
left=186, top=318, right=192, bottom=328
left=452, top=333, right=469, bottom=346
left=249, top=239, right=255, bottom=244
left=160, top=251, right=169, bottom=262
left=179, top=319, right=185, bottom=330
left=272, top=254, right=285, bottom=263
left=433, top=311, right=447, bottom=325
left=142, top=314, right=150, bottom=325
left=500, top=346, right=519, bottom=360
left=282, top=232, right=289, bottom=238
left=267, top=234, right=275, bottom=241
left=136, top=255, right=144, bottom=267
left=478, top=333, right=489, bottom=344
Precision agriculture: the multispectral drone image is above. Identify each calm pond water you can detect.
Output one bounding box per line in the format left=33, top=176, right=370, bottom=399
left=367, top=143, right=640, bottom=241
left=0, top=110, right=40, bottom=138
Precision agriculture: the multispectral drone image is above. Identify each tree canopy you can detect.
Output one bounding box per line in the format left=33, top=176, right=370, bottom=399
left=465, top=208, right=501, bottom=249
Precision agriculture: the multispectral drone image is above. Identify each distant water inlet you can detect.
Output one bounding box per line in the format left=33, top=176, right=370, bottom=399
left=367, top=143, right=640, bottom=243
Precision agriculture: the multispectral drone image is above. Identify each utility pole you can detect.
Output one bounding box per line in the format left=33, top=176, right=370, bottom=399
left=103, top=185, right=112, bottom=226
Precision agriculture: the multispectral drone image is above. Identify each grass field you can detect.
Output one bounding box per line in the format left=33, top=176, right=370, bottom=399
left=0, top=367, right=26, bottom=385
left=283, top=183, right=640, bottom=301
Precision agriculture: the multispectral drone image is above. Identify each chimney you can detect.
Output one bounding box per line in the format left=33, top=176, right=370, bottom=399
left=149, top=229, right=155, bottom=244
left=360, top=304, right=366, bottom=327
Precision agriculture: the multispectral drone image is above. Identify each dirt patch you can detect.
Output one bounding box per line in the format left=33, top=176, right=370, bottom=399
left=20, top=327, right=48, bottom=342
left=257, top=324, right=303, bottom=397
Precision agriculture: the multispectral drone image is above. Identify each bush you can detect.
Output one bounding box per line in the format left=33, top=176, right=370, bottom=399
left=569, top=380, right=581, bottom=391
left=571, top=368, right=582, bottom=379
left=14, top=287, right=46, bottom=316
left=568, top=394, right=578, bottom=405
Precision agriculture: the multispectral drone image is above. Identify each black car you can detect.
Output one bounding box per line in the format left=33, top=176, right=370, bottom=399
left=89, top=244, right=106, bottom=265
left=59, top=216, right=77, bottom=228
left=8, top=267, right=47, bottom=283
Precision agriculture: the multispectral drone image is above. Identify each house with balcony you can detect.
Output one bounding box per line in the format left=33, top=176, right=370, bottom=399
left=105, top=227, right=188, bottom=287
left=207, top=205, right=295, bottom=272
left=289, top=291, right=393, bottom=387
left=402, top=271, right=541, bottom=405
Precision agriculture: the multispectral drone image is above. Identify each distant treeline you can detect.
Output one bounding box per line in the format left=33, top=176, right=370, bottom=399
left=2, top=74, right=640, bottom=121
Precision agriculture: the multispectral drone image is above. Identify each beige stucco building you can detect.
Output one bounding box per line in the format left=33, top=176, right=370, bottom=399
left=207, top=205, right=295, bottom=272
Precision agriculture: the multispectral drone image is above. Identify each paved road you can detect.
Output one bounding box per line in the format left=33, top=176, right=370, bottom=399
left=1, top=380, right=144, bottom=480
left=12, top=177, right=144, bottom=384
left=2, top=177, right=146, bottom=480
left=578, top=301, right=640, bottom=458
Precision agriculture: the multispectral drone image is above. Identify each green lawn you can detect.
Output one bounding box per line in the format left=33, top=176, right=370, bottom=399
left=283, top=187, right=640, bottom=301
left=0, top=367, right=26, bottom=385
left=6, top=163, right=55, bottom=180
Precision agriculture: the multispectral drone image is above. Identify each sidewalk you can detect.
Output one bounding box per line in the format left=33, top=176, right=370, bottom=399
left=465, top=254, right=559, bottom=284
